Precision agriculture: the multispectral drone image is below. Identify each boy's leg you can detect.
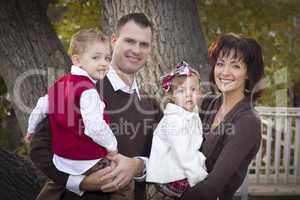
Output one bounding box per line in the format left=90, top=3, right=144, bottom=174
left=84, top=158, right=111, bottom=175
left=35, top=180, right=65, bottom=200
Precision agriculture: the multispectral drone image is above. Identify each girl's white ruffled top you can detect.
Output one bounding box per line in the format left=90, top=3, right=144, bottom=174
left=146, top=103, right=208, bottom=187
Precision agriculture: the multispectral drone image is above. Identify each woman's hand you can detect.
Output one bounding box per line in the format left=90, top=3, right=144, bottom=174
left=100, top=153, right=144, bottom=192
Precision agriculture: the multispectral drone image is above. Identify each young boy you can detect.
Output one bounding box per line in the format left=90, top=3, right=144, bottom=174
left=26, top=28, right=133, bottom=200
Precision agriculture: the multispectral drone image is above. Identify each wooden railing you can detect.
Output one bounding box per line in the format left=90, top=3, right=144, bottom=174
left=249, top=107, right=300, bottom=184
left=236, top=107, right=300, bottom=200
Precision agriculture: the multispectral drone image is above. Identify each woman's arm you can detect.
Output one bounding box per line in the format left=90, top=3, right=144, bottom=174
left=181, top=114, right=261, bottom=200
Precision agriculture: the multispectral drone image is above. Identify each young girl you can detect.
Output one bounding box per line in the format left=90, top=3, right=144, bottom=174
left=146, top=61, right=208, bottom=200
left=26, top=28, right=133, bottom=200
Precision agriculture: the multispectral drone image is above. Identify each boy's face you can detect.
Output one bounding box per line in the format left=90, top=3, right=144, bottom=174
left=172, top=75, right=201, bottom=112
left=111, top=20, right=152, bottom=75
left=72, top=40, right=111, bottom=80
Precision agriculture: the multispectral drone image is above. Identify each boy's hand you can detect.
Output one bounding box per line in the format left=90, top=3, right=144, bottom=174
left=24, top=133, right=33, bottom=143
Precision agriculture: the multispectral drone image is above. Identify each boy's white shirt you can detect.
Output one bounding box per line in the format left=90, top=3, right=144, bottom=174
left=27, top=65, right=118, bottom=176
left=146, top=103, right=208, bottom=187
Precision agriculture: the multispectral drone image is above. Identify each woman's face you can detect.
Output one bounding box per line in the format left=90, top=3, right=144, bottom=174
left=214, top=49, right=248, bottom=97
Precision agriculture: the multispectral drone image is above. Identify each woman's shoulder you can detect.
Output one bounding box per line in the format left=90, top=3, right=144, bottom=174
left=232, top=98, right=261, bottom=125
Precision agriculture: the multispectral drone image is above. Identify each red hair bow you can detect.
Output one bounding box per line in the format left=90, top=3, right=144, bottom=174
left=161, top=61, right=192, bottom=92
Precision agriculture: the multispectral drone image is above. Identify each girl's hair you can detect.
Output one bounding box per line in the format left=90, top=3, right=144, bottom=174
left=208, top=33, right=264, bottom=101
left=68, top=28, right=109, bottom=56
left=163, top=68, right=201, bottom=106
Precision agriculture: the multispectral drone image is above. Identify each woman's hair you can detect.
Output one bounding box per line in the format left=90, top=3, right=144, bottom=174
left=68, top=28, right=109, bottom=56
left=208, top=33, right=264, bottom=101
left=163, top=68, right=201, bottom=106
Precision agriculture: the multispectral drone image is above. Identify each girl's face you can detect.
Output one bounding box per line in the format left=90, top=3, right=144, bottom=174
left=214, top=49, right=248, bottom=97
left=172, top=75, right=201, bottom=112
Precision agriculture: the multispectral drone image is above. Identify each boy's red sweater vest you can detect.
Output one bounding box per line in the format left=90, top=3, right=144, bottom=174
left=48, top=74, right=109, bottom=160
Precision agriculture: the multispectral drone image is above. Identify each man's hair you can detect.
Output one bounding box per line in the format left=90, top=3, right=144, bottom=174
left=116, top=13, right=153, bottom=35
left=68, top=28, right=108, bottom=56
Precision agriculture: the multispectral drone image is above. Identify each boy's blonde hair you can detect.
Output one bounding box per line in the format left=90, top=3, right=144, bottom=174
left=68, top=28, right=109, bottom=56
left=163, top=68, right=202, bottom=106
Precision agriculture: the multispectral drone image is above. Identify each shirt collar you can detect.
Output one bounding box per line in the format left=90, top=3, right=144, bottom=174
left=164, top=103, right=199, bottom=118
left=106, top=65, right=141, bottom=99
left=70, top=65, right=97, bottom=84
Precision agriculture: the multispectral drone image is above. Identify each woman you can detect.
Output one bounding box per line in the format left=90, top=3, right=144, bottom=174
left=181, top=34, right=264, bottom=200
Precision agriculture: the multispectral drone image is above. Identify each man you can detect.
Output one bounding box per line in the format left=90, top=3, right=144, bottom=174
left=30, top=13, right=162, bottom=200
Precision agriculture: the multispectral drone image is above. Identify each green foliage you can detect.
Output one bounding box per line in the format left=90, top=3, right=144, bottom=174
left=48, top=0, right=102, bottom=49
left=196, top=0, right=300, bottom=106
left=45, top=0, right=300, bottom=106
left=15, top=142, right=30, bottom=159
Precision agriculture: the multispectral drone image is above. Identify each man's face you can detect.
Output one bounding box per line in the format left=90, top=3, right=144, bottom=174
left=111, top=20, right=152, bottom=75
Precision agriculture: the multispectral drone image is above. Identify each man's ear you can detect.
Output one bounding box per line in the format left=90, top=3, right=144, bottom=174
left=111, top=33, right=117, bottom=47
left=71, top=55, right=80, bottom=66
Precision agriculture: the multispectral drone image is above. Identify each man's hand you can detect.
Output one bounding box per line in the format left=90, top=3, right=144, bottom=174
left=100, top=153, right=144, bottom=192
left=79, top=166, right=113, bottom=191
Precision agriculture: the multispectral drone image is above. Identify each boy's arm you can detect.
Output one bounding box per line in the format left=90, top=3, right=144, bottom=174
left=27, top=95, right=49, bottom=134
left=80, top=89, right=118, bottom=152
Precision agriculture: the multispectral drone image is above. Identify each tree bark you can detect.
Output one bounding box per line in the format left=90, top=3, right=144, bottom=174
left=0, top=148, right=47, bottom=200
left=0, top=0, right=70, bottom=198
left=0, top=0, right=70, bottom=134
left=101, top=0, right=209, bottom=97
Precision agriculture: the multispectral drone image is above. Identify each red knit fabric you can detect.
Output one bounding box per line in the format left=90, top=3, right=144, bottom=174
left=48, top=74, right=109, bottom=160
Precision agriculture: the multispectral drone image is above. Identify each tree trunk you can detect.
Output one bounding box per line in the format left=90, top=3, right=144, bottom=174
left=0, top=1, right=69, bottom=198
left=0, top=0, right=70, bottom=134
left=101, top=0, right=209, bottom=97
left=0, top=148, right=47, bottom=200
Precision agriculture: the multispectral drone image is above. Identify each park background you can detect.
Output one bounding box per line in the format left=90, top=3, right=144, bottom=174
left=0, top=0, right=299, bottom=199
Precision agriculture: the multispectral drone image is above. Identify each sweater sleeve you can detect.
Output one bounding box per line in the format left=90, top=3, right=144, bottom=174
left=30, top=117, right=69, bottom=186
left=180, top=114, right=261, bottom=200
